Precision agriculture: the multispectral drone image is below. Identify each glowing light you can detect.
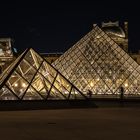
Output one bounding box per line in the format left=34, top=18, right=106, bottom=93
left=64, top=91, right=69, bottom=94
left=22, top=83, right=26, bottom=88
left=97, top=78, right=99, bottom=81
left=14, top=83, right=18, bottom=87
left=90, top=82, right=94, bottom=87
left=124, top=83, right=128, bottom=87
left=96, top=35, right=100, bottom=39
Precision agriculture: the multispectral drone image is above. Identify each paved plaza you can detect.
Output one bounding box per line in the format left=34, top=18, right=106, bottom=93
left=0, top=108, right=140, bottom=140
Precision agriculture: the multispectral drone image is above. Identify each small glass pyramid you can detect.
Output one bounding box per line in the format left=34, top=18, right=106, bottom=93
left=0, top=48, right=86, bottom=100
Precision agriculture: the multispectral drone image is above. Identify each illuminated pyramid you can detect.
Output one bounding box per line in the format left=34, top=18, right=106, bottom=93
left=53, top=25, right=140, bottom=97
left=0, top=48, right=86, bottom=100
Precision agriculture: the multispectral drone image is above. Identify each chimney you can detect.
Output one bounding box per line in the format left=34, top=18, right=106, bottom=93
left=124, top=22, right=128, bottom=39
left=93, top=24, right=97, bottom=27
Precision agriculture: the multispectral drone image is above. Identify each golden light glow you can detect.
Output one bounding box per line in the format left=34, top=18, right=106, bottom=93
left=90, top=81, right=94, bottom=87
left=64, top=91, right=69, bottom=94
left=97, top=78, right=99, bottom=81
left=124, top=83, right=128, bottom=87
left=14, top=83, right=18, bottom=87
left=119, top=79, right=122, bottom=81
left=22, top=83, right=26, bottom=88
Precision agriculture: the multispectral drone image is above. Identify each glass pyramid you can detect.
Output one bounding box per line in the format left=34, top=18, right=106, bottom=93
left=0, top=48, right=86, bottom=100
left=53, top=25, right=140, bottom=97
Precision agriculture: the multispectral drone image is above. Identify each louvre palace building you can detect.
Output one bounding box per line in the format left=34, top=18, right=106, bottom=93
left=0, top=21, right=140, bottom=100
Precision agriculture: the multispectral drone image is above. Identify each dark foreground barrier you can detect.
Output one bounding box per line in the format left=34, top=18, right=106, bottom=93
left=0, top=98, right=140, bottom=111
left=93, top=98, right=140, bottom=108
left=0, top=100, right=97, bottom=111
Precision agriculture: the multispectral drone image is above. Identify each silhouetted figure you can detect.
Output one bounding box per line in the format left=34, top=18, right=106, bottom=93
left=120, top=86, right=124, bottom=107
left=120, top=86, right=124, bottom=100
left=0, top=66, right=2, bottom=74
left=87, top=90, right=92, bottom=99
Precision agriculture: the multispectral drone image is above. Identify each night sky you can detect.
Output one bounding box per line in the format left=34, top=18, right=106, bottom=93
left=0, top=1, right=140, bottom=53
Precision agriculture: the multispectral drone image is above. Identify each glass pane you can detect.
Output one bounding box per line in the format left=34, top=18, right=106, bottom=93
left=39, top=87, right=49, bottom=98
left=39, top=62, right=57, bottom=83
left=16, top=59, right=37, bottom=83
left=23, top=86, right=43, bottom=100
left=0, top=86, right=18, bottom=100
left=31, top=49, right=43, bottom=66
left=7, top=71, right=20, bottom=86
left=24, top=50, right=35, bottom=66
left=48, top=86, right=66, bottom=100
left=53, top=80, right=70, bottom=98
left=24, top=49, right=43, bottom=69
left=6, top=72, right=29, bottom=99
left=0, top=50, right=26, bottom=85
left=45, top=62, right=57, bottom=77
left=32, top=73, right=46, bottom=92
left=69, top=88, right=84, bottom=99
left=55, top=74, right=71, bottom=91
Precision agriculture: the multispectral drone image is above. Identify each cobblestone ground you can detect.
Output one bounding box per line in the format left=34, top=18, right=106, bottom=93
left=0, top=108, right=140, bottom=140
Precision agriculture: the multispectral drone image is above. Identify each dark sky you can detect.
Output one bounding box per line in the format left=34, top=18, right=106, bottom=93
left=0, top=0, right=140, bottom=53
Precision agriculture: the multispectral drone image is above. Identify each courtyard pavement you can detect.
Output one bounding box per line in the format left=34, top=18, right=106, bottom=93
left=0, top=108, right=140, bottom=140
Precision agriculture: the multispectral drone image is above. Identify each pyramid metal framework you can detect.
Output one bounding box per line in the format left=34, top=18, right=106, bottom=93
left=0, top=48, right=86, bottom=100
left=53, top=25, right=140, bottom=97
